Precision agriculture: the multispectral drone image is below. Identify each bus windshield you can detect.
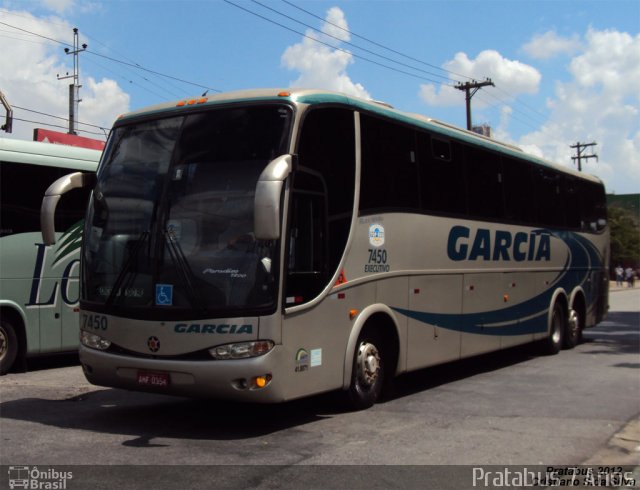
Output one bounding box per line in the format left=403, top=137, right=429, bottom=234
left=83, top=105, right=292, bottom=316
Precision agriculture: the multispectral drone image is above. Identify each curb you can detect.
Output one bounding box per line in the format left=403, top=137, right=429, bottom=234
left=609, top=282, right=640, bottom=293
left=582, top=415, right=640, bottom=466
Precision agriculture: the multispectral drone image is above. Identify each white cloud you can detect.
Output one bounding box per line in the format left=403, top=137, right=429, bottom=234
left=569, top=28, right=640, bottom=97
left=0, top=9, right=129, bottom=141
left=517, top=28, right=640, bottom=194
left=493, top=105, right=513, bottom=142
left=416, top=29, right=638, bottom=193
left=39, top=0, right=75, bottom=14
left=522, top=31, right=582, bottom=60
left=281, top=7, right=370, bottom=99
left=322, top=6, right=350, bottom=42
left=419, top=50, right=541, bottom=107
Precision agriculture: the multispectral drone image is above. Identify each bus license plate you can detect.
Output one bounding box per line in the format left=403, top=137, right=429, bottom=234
left=137, top=371, right=170, bottom=387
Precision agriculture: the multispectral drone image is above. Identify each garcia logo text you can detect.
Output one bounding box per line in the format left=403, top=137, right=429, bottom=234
left=447, top=226, right=551, bottom=262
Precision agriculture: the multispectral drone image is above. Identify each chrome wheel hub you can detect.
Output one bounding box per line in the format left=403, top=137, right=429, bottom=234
left=551, top=315, right=562, bottom=344
left=0, top=327, right=7, bottom=361
left=357, top=342, right=380, bottom=386
left=568, top=309, right=579, bottom=337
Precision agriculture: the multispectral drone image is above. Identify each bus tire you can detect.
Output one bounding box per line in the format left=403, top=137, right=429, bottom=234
left=564, top=308, right=581, bottom=349
left=346, top=329, right=385, bottom=410
left=0, top=319, right=18, bottom=375
left=541, top=302, right=564, bottom=355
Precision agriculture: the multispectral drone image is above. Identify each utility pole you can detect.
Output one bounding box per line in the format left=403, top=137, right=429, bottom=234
left=570, top=141, right=598, bottom=171
left=0, top=90, right=12, bottom=133
left=455, top=78, right=495, bottom=131
left=57, top=28, right=87, bottom=135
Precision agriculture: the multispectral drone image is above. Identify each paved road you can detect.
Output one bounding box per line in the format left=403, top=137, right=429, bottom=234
left=1, top=289, right=638, bottom=488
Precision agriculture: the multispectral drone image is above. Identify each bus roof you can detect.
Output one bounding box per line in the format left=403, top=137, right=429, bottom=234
left=117, top=88, right=604, bottom=187
left=0, top=138, right=101, bottom=171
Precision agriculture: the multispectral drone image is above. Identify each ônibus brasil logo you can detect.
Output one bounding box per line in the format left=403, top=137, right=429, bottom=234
left=7, top=466, right=73, bottom=489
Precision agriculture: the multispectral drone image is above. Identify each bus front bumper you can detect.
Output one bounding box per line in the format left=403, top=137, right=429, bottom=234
left=79, top=345, right=287, bottom=402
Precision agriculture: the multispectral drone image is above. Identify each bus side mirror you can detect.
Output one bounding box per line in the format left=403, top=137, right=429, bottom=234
left=41, top=172, right=96, bottom=245
left=254, top=154, right=293, bottom=240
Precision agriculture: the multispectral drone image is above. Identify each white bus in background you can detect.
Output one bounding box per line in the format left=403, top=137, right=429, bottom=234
left=41, top=89, right=609, bottom=408
left=0, top=138, right=101, bottom=374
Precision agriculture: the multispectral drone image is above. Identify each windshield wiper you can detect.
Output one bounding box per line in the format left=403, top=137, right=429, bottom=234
left=106, top=231, right=149, bottom=306
left=163, top=228, right=206, bottom=311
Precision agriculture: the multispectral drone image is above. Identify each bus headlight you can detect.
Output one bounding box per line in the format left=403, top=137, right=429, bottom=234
left=209, top=340, right=274, bottom=360
left=81, top=331, right=111, bottom=350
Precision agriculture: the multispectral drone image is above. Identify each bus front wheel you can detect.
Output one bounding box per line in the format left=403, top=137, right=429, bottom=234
left=346, top=330, right=385, bottom=410
left=0, top=319, right=18, bottom=375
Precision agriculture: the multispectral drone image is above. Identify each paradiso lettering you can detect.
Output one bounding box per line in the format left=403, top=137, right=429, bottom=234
left=447, top=226, right=551, bottom=262
left=174, top=323, right=253, bottom=334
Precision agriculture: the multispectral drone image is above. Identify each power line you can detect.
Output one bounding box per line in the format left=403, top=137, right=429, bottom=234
left=223, top=0, right=450, bottom=86
left=474, top=89, right=549, bottom=133
left=0, top=10, right=192, bottom=100
left=276, top=1, right=559, bottom=135
left=2, top=8, right=555, bottom=136
left=80, top=27, right=194, bottom=99
left=80, top=54, right=178, bottom=101
left=472, top=91, right=543, bottom=134
left=13, top=105, right=109, bottom=131
left=0, top=19, right=221, bottom=95
left=84, top=50, right=221, bottom=94
left=12, top=117, right=106, bottom=137
left=250, top=0, right=454, bottom=83
left=280, top=0, right=472, bottom=82
left=0, top=19, right=70, bottom=47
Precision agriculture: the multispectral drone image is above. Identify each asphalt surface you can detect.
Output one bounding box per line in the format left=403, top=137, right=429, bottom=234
left=0, top=288, right=638, bottom=489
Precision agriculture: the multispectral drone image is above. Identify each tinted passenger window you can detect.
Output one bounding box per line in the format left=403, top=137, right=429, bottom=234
left=0, top=162, right=91, bottom=237
left=533, top=167, right=565, bottom=227
left=418, top=134, right=467, bottom=215
left=563, top=176, right=582, bottom=229
left=465, top=146, right=504, bottom=220
left=577, top=180, right=607, bottom=232
left=360, top=115, right=419, bottom=212
left=503, top=157, right=535, bottom=224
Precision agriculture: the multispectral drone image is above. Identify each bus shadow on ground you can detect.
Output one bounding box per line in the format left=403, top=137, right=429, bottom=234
left=582, top=311, right=640, bottom=358
left=19, top=353, right=80, bottom=373
left=0, top=344, right=538, bottom=443
left=1, top=315, right=637, bottom=443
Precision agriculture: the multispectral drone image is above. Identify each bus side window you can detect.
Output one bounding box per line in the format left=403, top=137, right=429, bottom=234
left=0, top=161, right=90, bottom=237
left=465, top=145, right=504, bottom=221
left=418, top=134, right=467, bottom=216
left=286, top=171, right=327, bottom=305
left=533, top=167, right=565, bottom=228
left=502, top=157, right=535, bottom=225
left=288, top=107, right=356, bottom=306
left=359, top=114, right=420, bottom=213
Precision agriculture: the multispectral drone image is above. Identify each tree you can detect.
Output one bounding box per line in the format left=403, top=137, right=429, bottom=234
left=608, top=205, right=640, bottom=269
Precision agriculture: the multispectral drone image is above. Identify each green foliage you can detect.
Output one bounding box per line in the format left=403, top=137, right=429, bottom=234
left=608, top=205, right=640, bottom=268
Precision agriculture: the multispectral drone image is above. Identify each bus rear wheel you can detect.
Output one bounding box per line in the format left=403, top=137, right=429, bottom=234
left=541, top=303, right=565, bottom=355
left=0, top=319, right=18, bottom=375
left=563, top=308, right=581, bottom=349
left=346, top=330, right=385, bottom=410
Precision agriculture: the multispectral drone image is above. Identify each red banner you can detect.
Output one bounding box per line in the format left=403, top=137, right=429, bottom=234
left=33, top=128, right=105, bottom=151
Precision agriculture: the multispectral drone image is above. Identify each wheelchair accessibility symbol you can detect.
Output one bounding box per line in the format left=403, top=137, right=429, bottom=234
left=156, top=284, right=173, bottom=306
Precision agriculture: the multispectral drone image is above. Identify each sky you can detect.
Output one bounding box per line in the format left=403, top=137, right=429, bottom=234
left=0, top=0, right=638, bottom=194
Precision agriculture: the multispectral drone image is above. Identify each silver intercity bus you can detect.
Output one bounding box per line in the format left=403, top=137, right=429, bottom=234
left=42, top=89, right=609, bottom=409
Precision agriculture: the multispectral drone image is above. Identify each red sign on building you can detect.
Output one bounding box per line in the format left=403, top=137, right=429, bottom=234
left=33, top=128, right=105, bottom=151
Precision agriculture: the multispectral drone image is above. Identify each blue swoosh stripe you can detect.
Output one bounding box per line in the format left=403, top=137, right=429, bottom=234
left=392, top=230, right=603, bottom=337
